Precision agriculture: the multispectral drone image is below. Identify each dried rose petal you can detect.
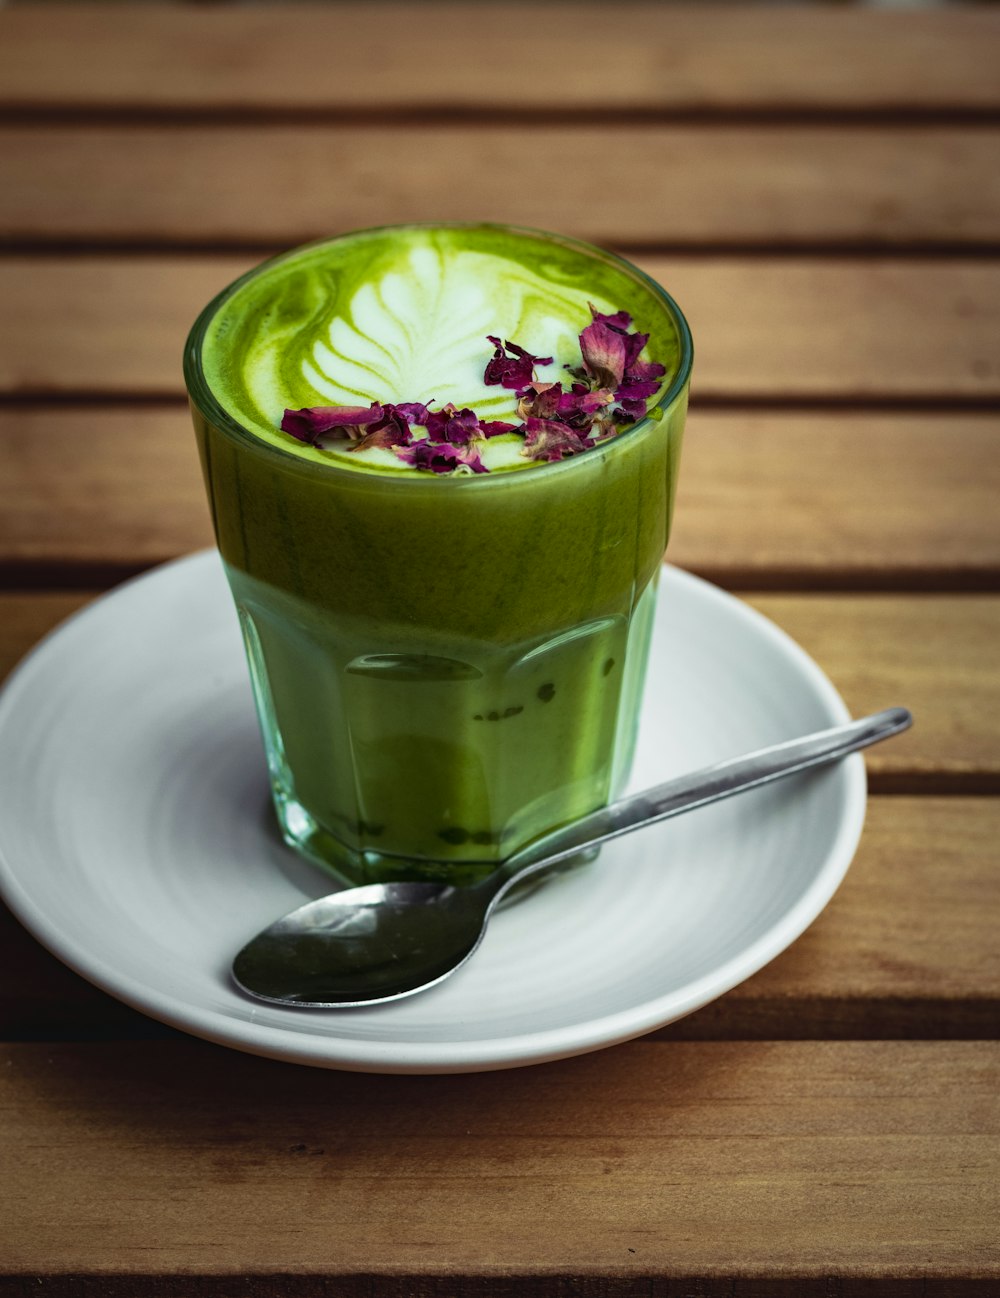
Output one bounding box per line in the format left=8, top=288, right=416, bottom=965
left=521, top=417, right=592, bottom=463
left=556, top=386, right=614, bottom=420
left=280, top=403, right=386, bottom=447
left=394, top=439, right=488, bottom=475
left=615, top=375, right=662, bottom=404
left=282, top=400, right=439, bottom=452
left=589, top=305, right=633, bottom=331
left=578, top=308, right=668, bottom=426
left=350, top=417, right=414, bottom=453
left=628, top=357, right=667, bottom=383
left=393, top=401, right=433, bottom=425
left=579, top=321, right=628, bottom=390
left=517, top=382, right=563, bottom=421
left=621, top=330, right=651, bottom=374
left=587, top=306, right=665, bottom=389
left=613, top=397, right=649, bottom=424
left=423, top=404, right=482, bottom=446
left=479, top=419, right=518, bottom=438
left=484, top=336, right=553, bottom=391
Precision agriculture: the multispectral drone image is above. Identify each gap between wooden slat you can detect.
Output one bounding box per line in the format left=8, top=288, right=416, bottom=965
left=5, top=246, right=1000, bottom=263
left=7, top=240, right=1000, bottom=259
left=8, top=107, right=1000, bottom=129
left=0, top=1280, right=992, bottom=1298
left=4, top=563, right=999, bottom=598
left=1, top=1280, right=995, bottom=1298
left=0, top=1278, right=993, bottom=1298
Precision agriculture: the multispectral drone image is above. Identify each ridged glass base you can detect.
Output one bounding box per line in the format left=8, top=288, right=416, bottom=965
left=230, top=565, right=658, bottom=889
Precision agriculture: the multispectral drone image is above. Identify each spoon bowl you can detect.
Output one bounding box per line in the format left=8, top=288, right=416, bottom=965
left=234, top=707, right=912, bottom=1008
left=233, top=881, right=488, bottom=1004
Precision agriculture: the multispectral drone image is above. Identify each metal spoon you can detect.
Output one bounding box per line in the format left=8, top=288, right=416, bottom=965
left=233, top=706, right=911, bottom=1009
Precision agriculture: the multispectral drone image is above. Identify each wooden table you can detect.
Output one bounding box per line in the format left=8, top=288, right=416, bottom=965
left=1, top=5, right=998, bottom=1293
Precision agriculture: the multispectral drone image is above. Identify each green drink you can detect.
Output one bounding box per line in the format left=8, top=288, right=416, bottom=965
left=184, top=224, right=692, bottom=886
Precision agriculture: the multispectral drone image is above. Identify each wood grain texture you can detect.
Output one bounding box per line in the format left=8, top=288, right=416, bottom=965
left=0, top=409, right=215, bottom=575
left=747, top=594, right=1000, bottom=788
left=1, top=796, right=996, bottom=1042
left=1, top=4, right=998, bottom=114
left=677, top=411, right=1000, bottom=589
left=5, top=125, right=999, bottom=248
left=0, top=1039, right=996, bottom=1285
left=2, top=408, right=999, bottom=588
left=2, top=256, right=999, bottom=401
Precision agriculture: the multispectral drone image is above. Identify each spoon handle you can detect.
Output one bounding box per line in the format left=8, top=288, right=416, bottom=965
left=503, top=707, right=912, bottom=881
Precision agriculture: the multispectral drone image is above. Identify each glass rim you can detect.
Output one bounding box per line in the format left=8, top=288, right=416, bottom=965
left=183, top=221, right=694, bottom=488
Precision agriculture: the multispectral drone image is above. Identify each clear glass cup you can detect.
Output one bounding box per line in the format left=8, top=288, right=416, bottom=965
left=184, top=225, right=693, bottom=887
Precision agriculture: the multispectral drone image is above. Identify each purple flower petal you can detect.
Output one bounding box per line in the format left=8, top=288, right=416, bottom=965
left=579, top=321, right=627, bottom=390
left=629, top=359, right=667, bottom=385
left=484, top=336, right=553, bottom=391
left=394, top=440, right=488, bottom=475
left=393, top=401, right=433, bottom=425
left=350, top=416, right=414, bottom=453
left=615, top=375, right=662, bottom=404
left=521, top=417, right=592, bottom=463
left=556, top=387, right=614, bottom=418
left=516, top=381, right=563, bottom=421
left=589, top=305, right=633, bottom=331
left=587, top=308, right=665, bottom=388
left=479, top=419, right=518, bottom=438
left=280, top=404, right=385, bottom=447
left=614, top=397, right=649, bottom=423
left=621, top=330, right=650, bottom=373
left=423, top=404, right=482, bottom=446
left=347, top=406, right=409, bottom=451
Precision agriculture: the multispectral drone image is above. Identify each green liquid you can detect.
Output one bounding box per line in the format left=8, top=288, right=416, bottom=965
left=185, top=224, right=691, bottom=885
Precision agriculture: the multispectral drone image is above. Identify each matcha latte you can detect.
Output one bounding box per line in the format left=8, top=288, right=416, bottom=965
left=185, top=224, right=692, bottom=886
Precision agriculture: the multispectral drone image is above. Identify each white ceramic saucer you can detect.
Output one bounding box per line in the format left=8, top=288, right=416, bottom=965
left=0, top=551, right=865, bottom=1074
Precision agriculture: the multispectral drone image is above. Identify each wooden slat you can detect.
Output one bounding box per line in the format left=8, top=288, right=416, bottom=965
left=2, top=796, right=996, bottom=1043
left=677, top=412, right=1000, bottom=589
left=2, top=408, right=998, bottom=588
left=0, top=410, right=215, bottom=578
left=5, top=125, right=999, bottom=249
left=1, top=5, right=998, bottom=114
left=662, top=258, right=1000, bottom=401
left=0, top=1039, right=996, bottom=1291
left=2, top=256, right=998, bottom=401
left=748, top=594, right=1000, bottom=789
